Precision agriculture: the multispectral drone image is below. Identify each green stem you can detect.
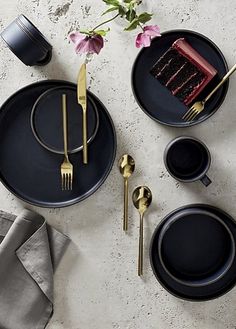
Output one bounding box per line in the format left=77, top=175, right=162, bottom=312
left=92, top=13, right=120, bottom=31
left=132, top=12, right=144, bottom=32
left=138, top=22, right=144, bottom=31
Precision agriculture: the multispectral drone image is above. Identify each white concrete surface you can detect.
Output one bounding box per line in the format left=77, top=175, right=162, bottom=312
left=1, top=0, right=236, bottom=328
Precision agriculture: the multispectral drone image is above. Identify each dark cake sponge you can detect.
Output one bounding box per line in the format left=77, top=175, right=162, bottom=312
left=150, top=38, right=217, bottom=105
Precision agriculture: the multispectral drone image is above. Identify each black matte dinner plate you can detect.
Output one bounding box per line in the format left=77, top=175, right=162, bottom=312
left=31, top=86, right=99, bottom=154
left=150, top=204, right=236, bottom=301
left=132, top=30, right=229, bottom=127
left=0, top=80, right=116, bottom=208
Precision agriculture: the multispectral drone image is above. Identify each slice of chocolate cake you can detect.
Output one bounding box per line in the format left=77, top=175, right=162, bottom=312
left=150, top=38, right=217, bottom=105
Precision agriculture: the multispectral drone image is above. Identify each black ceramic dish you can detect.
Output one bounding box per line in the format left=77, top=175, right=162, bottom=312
left=132, top=30, right=228, bottom=127
left=1, top=15, right=52, bottom=66
left=31, top=86, right=99, bottom=154
left=158, top=209, right=235, bottom=287
left=150, top=204, right=236, bottom=301
left=0, top=80, right=116, bottom=208
left=164, top=136, right=211, bottom=186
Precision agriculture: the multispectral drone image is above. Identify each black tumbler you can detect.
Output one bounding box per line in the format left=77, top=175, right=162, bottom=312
left=1, top=14, right=52, bottom=66
left=164, top=136, right=212, bottom=187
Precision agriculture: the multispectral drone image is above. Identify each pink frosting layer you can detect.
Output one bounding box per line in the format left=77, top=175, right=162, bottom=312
left=172, top=38, right=217, bottom=105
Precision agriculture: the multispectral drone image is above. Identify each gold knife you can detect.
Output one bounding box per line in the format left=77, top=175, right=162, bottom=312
left=77, top=63, right=88, bottom=164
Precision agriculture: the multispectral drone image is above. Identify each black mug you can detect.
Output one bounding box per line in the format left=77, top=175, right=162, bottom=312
left=164, top=136, right=212, bottom=187
left=1, top=14, right=52, bottom=66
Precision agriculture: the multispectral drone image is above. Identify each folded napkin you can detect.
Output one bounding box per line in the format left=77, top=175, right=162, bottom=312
left=0, top=209, right=70, bottom=329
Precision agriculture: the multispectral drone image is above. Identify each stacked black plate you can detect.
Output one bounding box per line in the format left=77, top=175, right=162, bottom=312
left=150, top=204, right=236, bottom=301
left=0, top=80, right=116, bottom=207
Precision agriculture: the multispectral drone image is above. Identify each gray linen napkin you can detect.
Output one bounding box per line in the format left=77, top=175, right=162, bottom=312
left=0, top=209, right=70, bottom=329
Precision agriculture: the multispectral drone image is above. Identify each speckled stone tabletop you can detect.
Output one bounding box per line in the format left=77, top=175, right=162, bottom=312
left=1, top=0, right=236, bottom=328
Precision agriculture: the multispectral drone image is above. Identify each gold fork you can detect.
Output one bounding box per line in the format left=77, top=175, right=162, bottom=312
left=60, top=94, right=73, bottom=191
left=182, top=63, right=236, bottom=122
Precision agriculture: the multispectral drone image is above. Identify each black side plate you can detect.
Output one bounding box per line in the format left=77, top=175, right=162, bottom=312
left=132, top=30, right=228, bottom=127
left=31, top=86, right=99, bottom=154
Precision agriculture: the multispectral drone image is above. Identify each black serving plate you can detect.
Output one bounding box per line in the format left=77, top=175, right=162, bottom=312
left=150, top=204, right=236, bottom=301
left=132, top=30, right=229, bottom=127
left=0, top=80, right=116, bottom=208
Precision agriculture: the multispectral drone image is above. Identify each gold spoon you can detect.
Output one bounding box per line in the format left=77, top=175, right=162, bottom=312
left=118, top=154, right=135, bottom=231
left=132, top=186, right=152, bottom=276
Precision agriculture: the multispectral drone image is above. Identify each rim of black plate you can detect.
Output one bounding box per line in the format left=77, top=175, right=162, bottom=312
left=149, top=203, right=236, bottom=301
left=0, top=79, right=117, bottom=208
left=131, top=29, right=229, bottom=128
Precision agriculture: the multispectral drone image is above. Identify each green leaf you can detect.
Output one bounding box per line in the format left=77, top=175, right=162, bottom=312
left=124, top=18, right=139, bottom=31
left=138, top=12, right=153, bottom=24
left=102, top=6, right=119, bottom=15
left=94, top=28, right=110, bottom=36
left=118, top=5, right=127, bottom=17
left=103, top=0, right=119, bottom=6
left=124, top=0, right=133, bottom=3
left=126, top=9, right=136, bottom=22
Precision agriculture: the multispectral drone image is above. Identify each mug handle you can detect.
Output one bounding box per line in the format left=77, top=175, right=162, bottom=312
left=200, top=175, right=212, bottom=187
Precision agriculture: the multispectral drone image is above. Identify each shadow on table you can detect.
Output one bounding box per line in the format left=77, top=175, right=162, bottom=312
left=34, top=51, right=73, bottom=82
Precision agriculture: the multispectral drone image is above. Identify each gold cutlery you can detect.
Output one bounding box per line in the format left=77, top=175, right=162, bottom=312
left=132, top=186, right=152, bottom=276
left=77, top=62, right=88, bottom=164
left=60, top=94, right=73, bottom=191
left=182, top=63, right=236, bottom=122
left=118, top=154, right=135, bottom=231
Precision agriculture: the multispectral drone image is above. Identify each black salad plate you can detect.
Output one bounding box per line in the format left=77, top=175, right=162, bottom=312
left=132, top=30, right=229, bottom=127
left=31, top=86, right=99, bottom=154
left=0, top=80, right=116, bottom=208
left=150, top=204, right=236, bottom=301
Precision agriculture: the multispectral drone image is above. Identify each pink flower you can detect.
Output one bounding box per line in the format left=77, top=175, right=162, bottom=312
left=135, top=25, right=161, bottom=48
left=69, top=32, right=104, bottom=55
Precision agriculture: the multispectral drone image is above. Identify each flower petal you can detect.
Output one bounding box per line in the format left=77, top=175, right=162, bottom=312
left=88, top=35, right=104, bottom=54
left=143, top=25, right=161, bottom=37
left=141, top=34, right=152, bottom=47
left=69, top=31, right=85, bottom=44
left=74, top=35, right=104, bottom=55
left=136, top=32, right=151, bottom=48
left=135, top=33, right=143, bottom=48
left=74, top=37, right=90, bottom=54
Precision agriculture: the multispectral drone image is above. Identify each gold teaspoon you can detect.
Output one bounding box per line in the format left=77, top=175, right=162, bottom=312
left=118, top=154, right=135, bottom=231
left=132, top=186, right=152, bottom=276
